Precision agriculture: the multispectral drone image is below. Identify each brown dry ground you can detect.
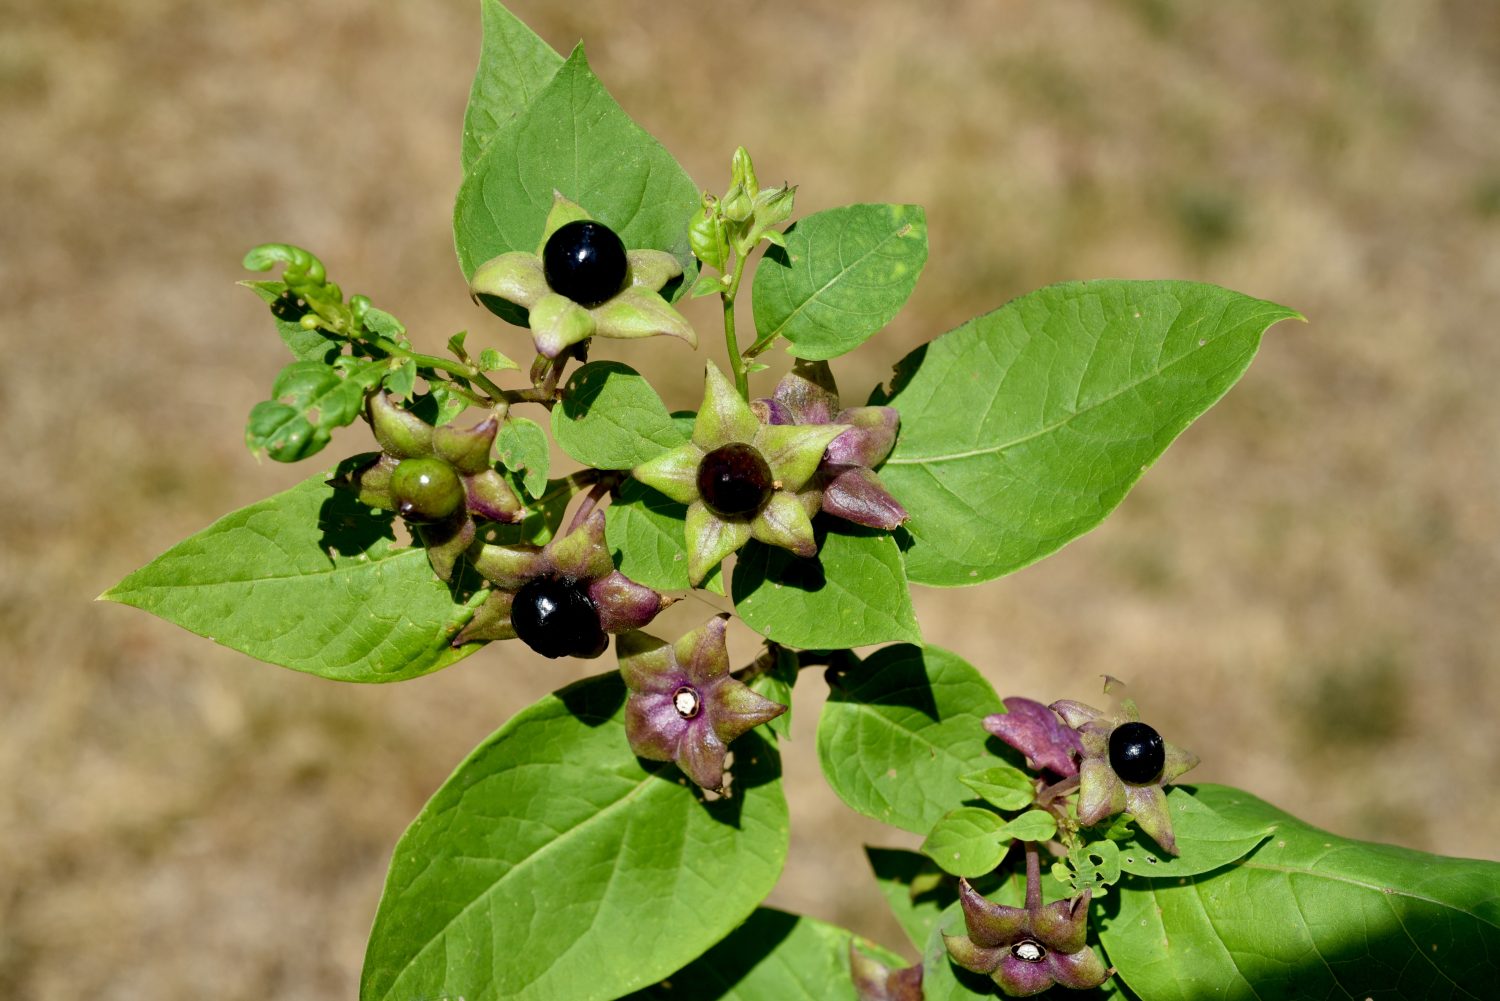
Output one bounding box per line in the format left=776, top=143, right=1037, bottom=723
left=3, top=0, right=1499, bottom=996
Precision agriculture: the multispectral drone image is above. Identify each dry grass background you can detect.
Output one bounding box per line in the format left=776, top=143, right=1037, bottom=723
left=3, top=0, right=1499, bottom=996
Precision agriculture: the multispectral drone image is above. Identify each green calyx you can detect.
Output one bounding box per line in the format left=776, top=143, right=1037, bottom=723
left=468, top=192, right=697, bottom=359
left=632, top=363, right=846, bottom=585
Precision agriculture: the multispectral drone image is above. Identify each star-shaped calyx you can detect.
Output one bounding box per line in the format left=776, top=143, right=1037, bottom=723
left=468, top=192, right=697, bottom=359
left=751, top=360, right=908, bottom=531
left=337, top=392, right=522, bottom=580
left=453, top=508, right=664, bottom=659
left=618, top=614, right=786, bottom=792
left=985, top=697, right=1085, bottom=779
left=1050, top=697, right=1199, bottom=855
left=632, top=363, right=848, bottom=586
left=943, top=847, right=1111, bottom=997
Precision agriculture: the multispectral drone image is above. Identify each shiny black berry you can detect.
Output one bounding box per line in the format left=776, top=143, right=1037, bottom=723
left=697, top=443, right=774, bottom=519
left=389, top=458, right=464, bottom=523
left=542, top=220, right=628, bottom=308
left=1108, top=721, right=1166, bottom=784
left=270, top=290, right=310, bottom=322
left=511, top=576, right=607, bottom=659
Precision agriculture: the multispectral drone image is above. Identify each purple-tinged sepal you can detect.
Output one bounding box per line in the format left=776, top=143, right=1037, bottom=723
left=619, top=614, right=786, bottom=792
left=984, top=697, right=1085, bottom=779
left=850, top=943, right=923, bottom=1001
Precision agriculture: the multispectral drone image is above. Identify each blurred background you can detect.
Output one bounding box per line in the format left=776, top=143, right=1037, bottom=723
left=4, top=0, right=1498, bottom=996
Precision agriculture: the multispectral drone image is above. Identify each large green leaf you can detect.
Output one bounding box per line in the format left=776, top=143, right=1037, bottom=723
left=461, top=0, right=563, bottom=175
left=630, top=909, right=902, bottom=1000
left=750, top=203, right=928, bottom=360
left=603, top=479, right=723, bottom=595
left=866, top=846, right=958, bottom=950
left=454, top=46, right=700, bottom=290
left=1113, top=786, right=1272, bottom=878
left=553, top=361, right=686, bottom=469
left=817, top=645, right=1002, bottom=834
left=731, top=526, right=920, bottom=649
left=1101, top=784, right=1500, bottom=1000
left=101, top=462, right=482, bottom=682
left=361, top=672, right=789, bottom=1001
left=877, top=281, right=1301, bottom=586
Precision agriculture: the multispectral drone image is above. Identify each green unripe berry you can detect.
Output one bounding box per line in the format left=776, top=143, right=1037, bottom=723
left=389, top=458, right=464, bottom=523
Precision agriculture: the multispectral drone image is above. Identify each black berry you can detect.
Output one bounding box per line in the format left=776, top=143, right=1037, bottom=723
left=542, top=220, right=628, bottom=308
left=696, top=443, right=774, bottom=519
left=270, top=290, right=310, bottom=322
left=511, top=576, right=607, bottom=659
left=1108, top=721, right=1166, bottom=784
left=389, top=458, right=464, bottom=523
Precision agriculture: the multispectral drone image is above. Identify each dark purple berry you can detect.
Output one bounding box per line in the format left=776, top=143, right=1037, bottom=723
left=389, top=458, right=464, bottom=523
left=1108, top=721, right=1166, bottom=784
left=511, top=576, right=607, bottom=659
left=542, top=220, right=628, bottom=308
left=270, top=289, right=310, bottom=321
left=696, top=443, right=774, bottom=519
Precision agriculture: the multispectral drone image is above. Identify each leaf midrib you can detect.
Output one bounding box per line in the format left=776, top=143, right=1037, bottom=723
left=105, top=545, right=417, bottom=594
left=763, top=215, right=915, bottom=342
left=886, top=302, right=1290, bottom=466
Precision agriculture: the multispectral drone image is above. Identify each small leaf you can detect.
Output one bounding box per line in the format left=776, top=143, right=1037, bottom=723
left=997, top=809, right=1056, bottom=843
left=552, top=360, right=686, bottom=469
left=603, top=479, right=724, bottom=595
left=384, top=358, right=418, bottom=401
left=455, top=47, right=699, bottom=298
left=751, top=203, right=928, bottom=361
left=732, top=525, right=919, bottom=649
left=959, top=765, right=1035, bottom=811
left=1114, top=786, right=1271, bottom=878
left=1100, top=783, right=1500, bottom=1001
left=477, top=346, right=519, bottom=372
left=629, top=909, right=900, bottom=1000
left=494, top=414, right=550, bottom=498
left=817, top=645, right=1002, bottom=834
left=240, top=280, right=337, bottom=362
left=866, top=847, right=957, bottom=950
left=879, top=281, right=1301, bottom=586
left=922, top=807, right=1010, bottom=878
left=360, top=673, right=788, bottom=1001
left=361, top=306, right=406, bottom=340
left=1051, top=839, right=1122, bottom=896
left=460, top=0, right=563, bottom=175
left=100, top=462, right=482, bottom=682
left=748, top=647, right=798, bottom=741
left=690, top=274, right=727, bottom=299
left=246, top=359, right=383, bottom=462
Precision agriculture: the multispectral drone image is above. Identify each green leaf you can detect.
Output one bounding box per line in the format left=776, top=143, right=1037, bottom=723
left=1052, top=839, right=1123, bottom=896
left=384, top=358, right=418, bottom=400
left=240, top=280, right=337, bottom=362
left=460, top=0, right=563, bottom=175
left=748, top=647, right=798, bottom=741
left=751, top=203, right=928, bottom=361
left=731, top=525, right=920, bottom=649
left=1100, top=783, right=1500, bottom=1001
left=100, top=463, right=482, bottom=682
left=999, top=809, right=1057, bottom=843
left=603, top=479, right=724, bottom=595
left=246, top=359, right=383, bottom=462
left=960, top=765, right=1035, bottom=811
left=454, top=46, right=700, bottom=296
left=486, top=475, right=578, bottom=547
left=1114, top=786, right=1271, bottom=878
left=817, top=645, right=1002, bottom=834
left=922, top=807, right=1010, bottom=878
left=878, top=281, right=1302, bottom=586
left=629, top=909, right=900, bottom=1000
left=866, top=846, right=957, bottom=950
left=552, top=360, right=686, bottom=469
left=360, top=672, right=788, bottom=1001
left=477, top=346, right=519, bottom=372
left=361, top=305, right=406, bottom=340
left=494, top=414, right=550, bottom=498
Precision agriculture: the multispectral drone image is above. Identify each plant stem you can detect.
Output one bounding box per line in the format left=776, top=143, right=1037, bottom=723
left=566, top=475, right=619, bottom=533
left=1024, top=841, right=1042, bottom=911
left=720, top=251, right=751, bottom=399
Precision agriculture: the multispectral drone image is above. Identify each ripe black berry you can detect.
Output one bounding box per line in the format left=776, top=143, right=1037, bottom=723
left=696, top=443, right=774, bottom=519
left=511, top=576, right=607, bottom=659
left=542, top=220, right=628, bottom=308
left=270, top=290, right=310, bottom=322
left=1108, top=721, right=1166, bottom=784
left=389, top=458, right=464, bottom=523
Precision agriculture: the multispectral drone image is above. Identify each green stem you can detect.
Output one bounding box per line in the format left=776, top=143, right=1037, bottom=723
left=720, top=251, right=751, bottom=399
left=359, top=333, right=552, bottom=407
